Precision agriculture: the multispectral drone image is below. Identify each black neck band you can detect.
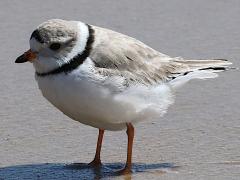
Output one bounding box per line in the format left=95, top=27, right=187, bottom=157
left=36, top=24, right=94, bottom=77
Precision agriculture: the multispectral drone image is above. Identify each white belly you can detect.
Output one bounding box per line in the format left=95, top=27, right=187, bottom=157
left=35, top=60, right=174, bottom=131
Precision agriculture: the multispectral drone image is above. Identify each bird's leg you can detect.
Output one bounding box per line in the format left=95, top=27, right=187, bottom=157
left=89, top=129, right=105, bottom=167
left=117, top=123, right=134, bottom=175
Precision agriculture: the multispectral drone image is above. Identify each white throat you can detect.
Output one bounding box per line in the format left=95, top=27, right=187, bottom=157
left=32, top=22, right=90, bottom=74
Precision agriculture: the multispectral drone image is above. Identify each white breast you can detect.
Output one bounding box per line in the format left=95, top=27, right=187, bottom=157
left=35, top=59, right=175, bottom=131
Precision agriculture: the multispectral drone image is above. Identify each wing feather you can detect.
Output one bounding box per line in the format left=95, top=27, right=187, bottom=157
left=89, top=26, right=182, bottom=85
left=88, top=26, right=232, bottom=86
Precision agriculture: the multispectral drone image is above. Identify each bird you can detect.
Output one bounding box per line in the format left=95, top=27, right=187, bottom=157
left=15, top=19, right=232, bottom=174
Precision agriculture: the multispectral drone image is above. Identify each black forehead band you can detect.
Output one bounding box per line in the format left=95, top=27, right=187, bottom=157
left=30, top=30, right=44, bottom=43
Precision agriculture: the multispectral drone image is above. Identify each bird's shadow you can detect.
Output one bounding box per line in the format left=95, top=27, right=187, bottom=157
left=0, top=162, right=179, bottom=180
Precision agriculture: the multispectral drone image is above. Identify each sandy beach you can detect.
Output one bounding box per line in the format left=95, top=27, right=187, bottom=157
left=0, top=0, right=239, bottom=179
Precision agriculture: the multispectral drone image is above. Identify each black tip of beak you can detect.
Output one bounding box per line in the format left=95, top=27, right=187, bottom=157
left=15, top=54, right=28, bottom=63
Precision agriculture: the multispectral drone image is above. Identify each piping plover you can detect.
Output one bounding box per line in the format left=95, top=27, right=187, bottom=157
left=15, top=19, right=232, bottom=174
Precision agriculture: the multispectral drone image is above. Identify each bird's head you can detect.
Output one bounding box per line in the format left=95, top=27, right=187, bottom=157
left=15, top=19, right=91, bottom=75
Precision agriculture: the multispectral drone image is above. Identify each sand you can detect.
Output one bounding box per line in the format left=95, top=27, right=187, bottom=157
left=0, top=0, right=239, bottom=179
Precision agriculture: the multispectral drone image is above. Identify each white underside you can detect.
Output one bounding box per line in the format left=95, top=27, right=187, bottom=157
left=35, top=59, right=175, bottom=131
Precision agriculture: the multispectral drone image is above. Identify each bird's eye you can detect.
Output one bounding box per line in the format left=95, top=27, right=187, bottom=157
left=49, top=43, right=61, bottom=51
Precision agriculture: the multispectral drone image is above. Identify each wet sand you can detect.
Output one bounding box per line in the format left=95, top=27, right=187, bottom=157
left=0, top=0, right=239, bottom=179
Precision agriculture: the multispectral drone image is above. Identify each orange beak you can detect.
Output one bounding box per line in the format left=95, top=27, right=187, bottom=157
left=15, top=49, right=37, bottom=63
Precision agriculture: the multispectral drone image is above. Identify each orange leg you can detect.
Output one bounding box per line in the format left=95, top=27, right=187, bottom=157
left=117, top=123, right=134, bottom=174
left=89, top=129, right=105, bottom=167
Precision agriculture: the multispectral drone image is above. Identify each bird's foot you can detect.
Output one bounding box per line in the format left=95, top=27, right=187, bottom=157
left=116, top=166, right=132, bottom=175
left=88, top=158, right=102, bottom=167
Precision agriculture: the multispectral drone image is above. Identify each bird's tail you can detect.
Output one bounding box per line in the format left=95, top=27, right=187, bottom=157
left=169, top=59, right=233, bottom=88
